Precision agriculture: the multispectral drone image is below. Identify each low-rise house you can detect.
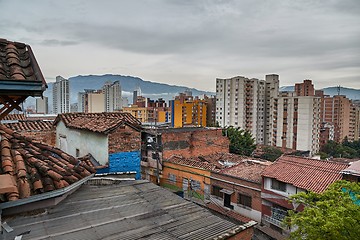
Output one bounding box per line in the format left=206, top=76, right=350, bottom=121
left=141, top=127, right=229, bottom=183
left=54, top=112, right=142, bottom=178
left=261, top=155, right=349, bottom=234
left=0, top=125, right=94, bottom=214
left=210, top=159, right=272, bottom=222
left=341, top=160, right=360, bottom=182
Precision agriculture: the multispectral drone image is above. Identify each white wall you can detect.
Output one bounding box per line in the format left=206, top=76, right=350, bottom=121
left=56, top=121, right=109, bottom=165
left=263, top=177, right=306, bottom=197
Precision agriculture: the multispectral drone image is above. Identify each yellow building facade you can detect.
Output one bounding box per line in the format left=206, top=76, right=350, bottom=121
left=171, top=99, right=207, bottom=128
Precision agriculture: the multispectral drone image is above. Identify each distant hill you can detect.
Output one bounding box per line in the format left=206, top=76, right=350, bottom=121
left=279, top=86, right=360, bottom=100
left=36, top=74, right=214, bottom=110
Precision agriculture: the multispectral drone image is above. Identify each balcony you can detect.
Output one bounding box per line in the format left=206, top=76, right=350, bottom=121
left=263, top=215, right=285, bottom=229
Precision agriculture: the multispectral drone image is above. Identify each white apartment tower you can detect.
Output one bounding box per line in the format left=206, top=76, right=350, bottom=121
left=272, top=92, right=321, bottom=155
left=103, top=81, right=122, bottom=112
left=216, top=75, right=278, bottom=144
left=53, top=76, right=70, bottom=114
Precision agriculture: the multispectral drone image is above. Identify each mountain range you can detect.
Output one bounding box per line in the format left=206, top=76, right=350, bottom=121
left=43, top=74, right=214, bottom=105
left=25, top=74, right=359, bottom=111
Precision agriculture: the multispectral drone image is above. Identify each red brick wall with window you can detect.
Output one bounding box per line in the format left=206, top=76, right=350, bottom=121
left=108, top=126, right=141, bottom=153
left=211, top=172, right=262, bottom=212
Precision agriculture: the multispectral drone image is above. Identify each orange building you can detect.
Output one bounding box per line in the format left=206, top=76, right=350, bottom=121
left=162, top=155, right=213, bottom=200
left=171, top=98, right=207, bottom=128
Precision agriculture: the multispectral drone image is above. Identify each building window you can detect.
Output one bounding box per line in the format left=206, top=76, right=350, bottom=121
left=238, top=193, right=252, bottom=208
left=271, top=179, right=286, bottom=192
left=212, top=185, right=223, bottom=198
left=191, top=179, right=201, bottom=191
left=76, top=148, right=80, bottom=157
left=168, top=173, right=176, bottom=184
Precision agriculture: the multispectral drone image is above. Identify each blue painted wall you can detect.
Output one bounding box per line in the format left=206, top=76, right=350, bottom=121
left=108, top=151, right=141, bottom=179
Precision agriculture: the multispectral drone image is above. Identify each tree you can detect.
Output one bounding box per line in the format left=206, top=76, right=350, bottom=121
left=223, top=126, right=256, bottom=156
left=285, top=180, right=360, bottom=240
left=260, top=146, right=283, bottom=161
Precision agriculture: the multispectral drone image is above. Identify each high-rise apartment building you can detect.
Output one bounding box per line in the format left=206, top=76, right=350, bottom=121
left=77, top=89, right=104, bottom=113
left=103, top=81, right=122, bottom=112
left=272, top=92, right=321, bottom=154
left=171, top=97, right=207, bottom=128
left=216, top=74, right=278, bottom=144
left=36, top=97, right=48, bottom=114
left=294, top=79, right=315, bottom=96
left=53, top=76, right=70, bottom=114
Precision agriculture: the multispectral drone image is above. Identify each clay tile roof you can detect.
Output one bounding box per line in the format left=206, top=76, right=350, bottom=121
left=166, top=155, right=217, bottom=171
left=2, top=114, right=27, bottom=121
left=262, top=155, right=349, bottom=193
left=54, top=112, right=141, bottom=134
left=4, top=120, right=53, bottom=132
left=0, top=124, right=95, bottom=202
left=219, top=159, right=272, bottom=183
left=0, top=38, right=45, bottom=84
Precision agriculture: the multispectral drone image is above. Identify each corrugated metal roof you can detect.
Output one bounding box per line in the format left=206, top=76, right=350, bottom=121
left=3, top=181, right=254, bottom=239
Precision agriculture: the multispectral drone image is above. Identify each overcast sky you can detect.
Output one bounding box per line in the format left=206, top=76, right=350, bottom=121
left=1, top=0, right=359, bottom=92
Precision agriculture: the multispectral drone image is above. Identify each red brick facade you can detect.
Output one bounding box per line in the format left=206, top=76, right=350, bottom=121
left=161, top=128, right=229, bottom=159
left=108, top=125, right=141, bottom=153
left=17, top=130, right=56, bottom=146
left=211, top=172, right=262, bottom=213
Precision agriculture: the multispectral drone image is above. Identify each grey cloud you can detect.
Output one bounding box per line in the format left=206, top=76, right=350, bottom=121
left=41, top=39, right=79, bottom=46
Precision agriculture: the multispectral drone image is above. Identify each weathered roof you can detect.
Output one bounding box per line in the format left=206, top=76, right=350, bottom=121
left=54, top=112, right=141, bottom=134
left=0, top=38, right=47, bottom=94
left=165, top=153, right=248, bottom=172
left=219, top=159, right=272, bottom=183
left=262, top=155, right=349, bottom=193
left=1, top=113, right=27, bottom=121
left=2, top=180, right=256, bottom=239
left=166, top=155, right=217, bottom=171
left=0, top=125, right=95, bottom=202
left=4, top=119, right=53, bottom=131
left=341, top=160, right=360, bottom=177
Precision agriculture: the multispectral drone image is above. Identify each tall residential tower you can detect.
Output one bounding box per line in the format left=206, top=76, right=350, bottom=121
left=53, top=76, right=70, bottom=114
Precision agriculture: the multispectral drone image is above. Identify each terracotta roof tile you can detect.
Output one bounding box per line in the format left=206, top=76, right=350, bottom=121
left=166, top=155, right=217, bottom=171
left=219, top=159, right=272, bottom=183
left=54, top=112, right=141, bottom=134
left=4, top=120, right=53, bottom=131
left=0, top=124, right=95, bottom=202
left=0, top=39, right=43, bottom=82
left=165, top=153, right=250, bottom=172
left=2, top=114, right=27, bottom=121
left=262, top=155, right=349, bottom=193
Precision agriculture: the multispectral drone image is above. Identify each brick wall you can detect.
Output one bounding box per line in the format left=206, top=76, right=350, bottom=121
left=108, top=125, right=141, bottom=154
left=227, top=227, right=254, bottom=240
left=162, top=129, right=229, bottom=159
left=211, top=172, right=262, bottom=212
left=20, top=130, right=56, bottom=146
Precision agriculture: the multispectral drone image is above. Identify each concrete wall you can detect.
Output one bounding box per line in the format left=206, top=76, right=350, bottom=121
left=55, top=121, right=109, bottom=164
left=263, top=177, right=306, bottom=197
